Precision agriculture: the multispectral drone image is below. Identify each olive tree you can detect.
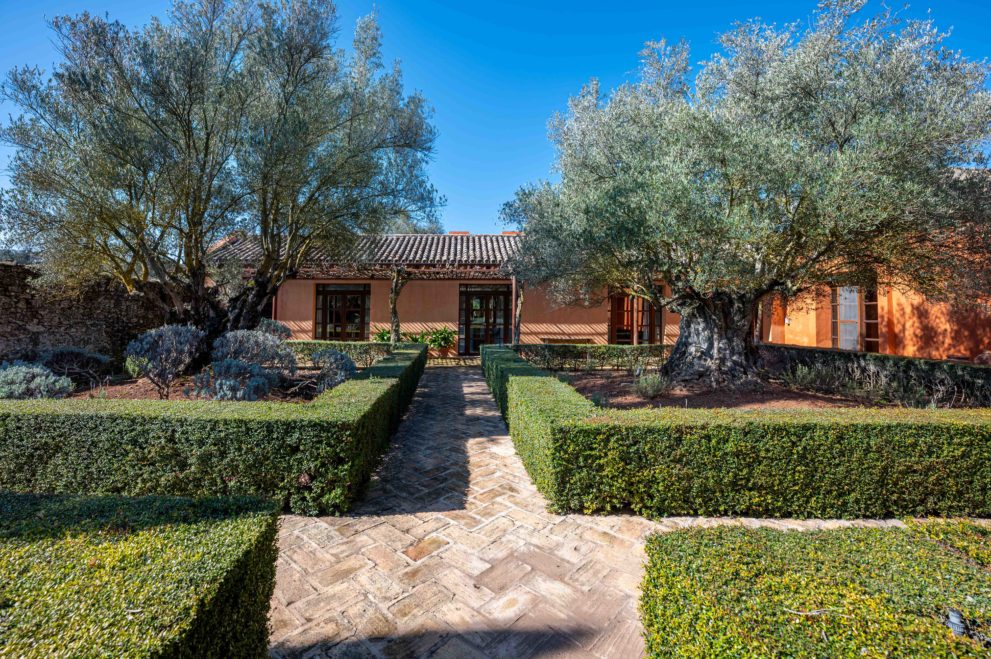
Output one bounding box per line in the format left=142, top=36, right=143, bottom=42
left=1, top=0, right=439, bottom=334
left=504, top=0, right=991, bottom=387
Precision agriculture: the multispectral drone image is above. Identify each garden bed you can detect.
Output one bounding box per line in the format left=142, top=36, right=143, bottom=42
left=482, top=345, right=991, bottom=519
left=567, top=370, right=869, bottom=409
left=0, top=493, right=278, bottom=657
left=0, top=345, right=428, bottom=514
left=69, top=368, right=338, bottom=402
left=642, top=520, right=991, bottom=656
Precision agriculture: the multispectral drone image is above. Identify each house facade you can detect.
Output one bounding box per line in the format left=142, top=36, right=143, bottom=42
left=759, top=286, right=991, bottom=361
left=218, top=232, right=991, bottom=361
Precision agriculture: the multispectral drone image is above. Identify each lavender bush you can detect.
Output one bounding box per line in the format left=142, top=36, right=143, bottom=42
left=125, top=325, right=206, bottom=399
left=212, top=330, right=296, bottom=377
left=311, top=349, right=357, bottom=392
left=0, top=361, right=74, bottom=399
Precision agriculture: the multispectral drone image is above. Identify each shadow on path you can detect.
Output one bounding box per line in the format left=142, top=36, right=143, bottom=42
left=351, top=367, right=502, bottom=516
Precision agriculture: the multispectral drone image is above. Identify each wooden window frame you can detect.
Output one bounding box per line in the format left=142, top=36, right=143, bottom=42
left=830, top=286, right=880, bottom=353
left=313, top=284, right=371, bottom=341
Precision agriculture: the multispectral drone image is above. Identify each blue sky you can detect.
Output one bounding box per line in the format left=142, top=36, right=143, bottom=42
left=2, top=0, right=991, bottom=233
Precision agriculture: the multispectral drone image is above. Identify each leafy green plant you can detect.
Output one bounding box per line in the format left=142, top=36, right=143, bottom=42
left=401, top=330, right=429, bottom=344
left=425, top=327, right=457, bottom=351
left=372, top=327, right=393, bottom=343
left=0, top=493, right=277, bottom=658
left=641, top=523, right=991, bottom=656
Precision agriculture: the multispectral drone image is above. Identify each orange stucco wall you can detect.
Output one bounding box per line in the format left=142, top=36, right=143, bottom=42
left=764, top=287, right=991, bottom=360
left=518, top=285, right=610, bottom=344
left=273, top=278, right=615, bottom=344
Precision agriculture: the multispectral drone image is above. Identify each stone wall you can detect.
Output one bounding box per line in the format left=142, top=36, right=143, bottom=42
left=0, top=263, right=166, bottom=360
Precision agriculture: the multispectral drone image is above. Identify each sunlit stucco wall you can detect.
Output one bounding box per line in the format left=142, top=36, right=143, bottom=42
left=763, top=287, right=991, bottom=360
left=273, top=278, right=617, bottom=344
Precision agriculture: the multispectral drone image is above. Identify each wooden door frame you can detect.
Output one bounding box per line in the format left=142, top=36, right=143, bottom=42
left=459, top=285, right=511, bottom=355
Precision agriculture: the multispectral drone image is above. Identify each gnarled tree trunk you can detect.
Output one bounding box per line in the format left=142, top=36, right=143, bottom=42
left=661, top=293, right=760, bottom=388
left=513, top=280, right=525, bottom=344
left=389, top=268, right=408, bottom=344
left=225, top=274, right=279, bottom=333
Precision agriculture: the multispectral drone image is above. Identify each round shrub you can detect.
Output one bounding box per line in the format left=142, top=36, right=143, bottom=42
left=311, top=349, right=357, bottom=392
left=193, top=359, right=275, bottom=401
left=0, top=362, right=74, bottom=399
left=125, top=325, right=206, bottom=399
left=257, top=318, right=292, bottom=340
left=636, top=373, right=670, bottom=399
left=40, top=347, right=112, bottom=381
left=212, top=331, right=296, bottom=377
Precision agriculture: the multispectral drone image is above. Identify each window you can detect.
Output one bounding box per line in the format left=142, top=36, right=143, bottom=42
left=609, top=293, right=666, bottom=345
left=863, top=288, right=880, bottom=353
left=830, top=286, right=880, bottom=353
left=315, top=284, right=370, bottom=341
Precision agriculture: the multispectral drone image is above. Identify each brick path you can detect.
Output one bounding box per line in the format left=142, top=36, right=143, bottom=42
left=270, top=367, right=900, bottom=658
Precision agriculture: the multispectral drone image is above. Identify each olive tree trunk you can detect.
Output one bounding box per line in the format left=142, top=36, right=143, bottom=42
left=512, top=281, right=525, bottom=344
left=389, top=268, right=408, bottom=344
left=661, top=293, right=760, bottom=388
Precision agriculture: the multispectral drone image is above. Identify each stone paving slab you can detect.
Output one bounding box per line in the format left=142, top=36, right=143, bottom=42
left=270, top=367, right=901, bottom=658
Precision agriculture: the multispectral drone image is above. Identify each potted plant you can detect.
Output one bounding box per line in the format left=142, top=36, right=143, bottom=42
left=426, top=327, right=457, bottom=357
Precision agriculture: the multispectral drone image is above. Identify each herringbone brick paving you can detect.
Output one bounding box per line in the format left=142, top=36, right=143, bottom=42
left=270, top=367, right=900, bottom=658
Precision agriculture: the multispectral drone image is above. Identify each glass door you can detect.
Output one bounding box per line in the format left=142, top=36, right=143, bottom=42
left=459, top=285, right=511, bottom=355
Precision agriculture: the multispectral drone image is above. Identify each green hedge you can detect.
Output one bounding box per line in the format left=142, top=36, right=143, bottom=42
left=357, top=344, right=428, bottom=426
left=482, top=345, right=991, bottom=518
left=0, top=345, right=428, bottom=515
left=288, top=340, right=392, bottom=368
left=642, top=521, right=991, bottom=656
left=0, top=493, right=278, bottom=657
left=513, top=342, right=670, bottom=372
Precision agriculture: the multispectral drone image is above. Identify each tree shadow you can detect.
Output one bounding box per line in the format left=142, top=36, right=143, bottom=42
left=348, top=367, right=496, bottom=516
left=275, top=625, right=596, bottom=658
left=0, top=492, right=273, bottom=541
left=900, top=297, right=991, bottom=361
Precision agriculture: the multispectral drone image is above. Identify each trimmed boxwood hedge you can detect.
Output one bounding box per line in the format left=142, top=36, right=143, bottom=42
left=641, top=521, right=991, bottom=656
left=513, top=342, right=670, bottom=372
left=0, top=493, right=278, bottom=658
left=481, top=345, right=991, bottom=518
left=0, top=345, right=427, bottom=515
left=288, top=340, right=392, bottom=368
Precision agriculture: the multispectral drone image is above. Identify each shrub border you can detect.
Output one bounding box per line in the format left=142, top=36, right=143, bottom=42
left=1, top=493, right=278, bottom=657
left=482, top=344, right=991, bottom=518
left=0, top=344, right=428, bottom=515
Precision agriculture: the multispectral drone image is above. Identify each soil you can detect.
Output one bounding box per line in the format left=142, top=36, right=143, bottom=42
left=70, top=369, right=327, bottom=403
left=565, top=370, right=879, bottom=410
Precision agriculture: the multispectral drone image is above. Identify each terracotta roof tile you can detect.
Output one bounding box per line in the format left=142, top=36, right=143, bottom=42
left=213, top=233, right=520, bottom=269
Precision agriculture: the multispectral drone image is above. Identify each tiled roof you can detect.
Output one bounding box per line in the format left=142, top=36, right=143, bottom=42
left=213, top=233, right=521, bottom=269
